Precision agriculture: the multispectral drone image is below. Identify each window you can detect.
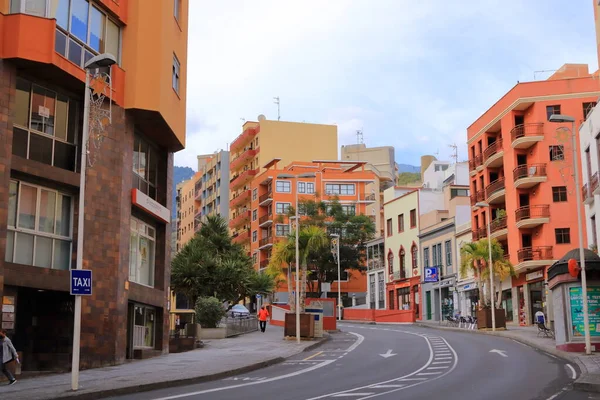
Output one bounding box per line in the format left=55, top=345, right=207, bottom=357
left=306, top=182, right=315, bottom=194
left=276, top=224, right=290, bottom=237
left=252, top=253, right=258, bottom=265
left=410, top=209, right=417, bottom=228
left=5, top=180, right=73, bottom=270
left=10, top=0, right=46, bottom=16
left=555, top=228, right=571, bottom=244
left=432, top=243, right=438, bottom=266
left=174, top=0, right=181, bottom=21
left=423, top=247, right=430, bottom=268
left=175, top=292, right=191, bottom=310
left=276, top=180, right=291, bottom=193
left=298, top=182, right=306, bottom=193
left=252, top=230, right=257, bottom=242
left=399, top=248, right=406, bottom=279
left=397, top=287, right=410, bottom=310
left=546, top=105, right=561, bottom=121
left=436, top=243, right=443, bottom=267
left=398, top=214, right=404, bottom=232
left=386, top=218, right=392, bottom=237
left=411, top=244, right=418, bottom=269
left=172, top=55, right=180, bottom=94
left=552, top=186, right=567, bottom=202
left=252, top=188, right=257, bottom=201
left=129, top=218, right=156, bottom=287
left=133, top=135, right=159, bottom=200
left=12, top=78, right=78, bottom=171
left=133, top=305, right=155, bottom=348
left=583, top=102, right=596, bottom=120
left=549, top=145, right=564, bottom=161
left=252, top=209, right=257, bottom=222
left=388, top=291, right=395, bottom=310
left=276, top=202, right=291, bottom=214
left=450, top=188, right=469, bottom=198
left=387, top=251, right=394, bottom=275
left=445, top=240, right=452, bottom=266
left=592, top=215, right=598, bottom=247
left=325, top=183, right=355, bottom=195
left=341, top=204, right=356, bottom=216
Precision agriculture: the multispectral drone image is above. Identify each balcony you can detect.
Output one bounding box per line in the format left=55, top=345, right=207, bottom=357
left=478, top=226, right=487, bottom=240
left=259, top=191, right=273, bottom=206
left=230, top=190, right=251, bottom=209
left=472, top=229, right=480, bottom=241
left=259, top=236, right=274, bottom=249
left=360, top=193, right=377, bottom=202
left=230, top=148, right=259, bottom=172
left=583, top=184, right=594, bottom=205
left=194, top=208, right=202, bottom=220
left=230, top=168, right=258, bottom=190
left=483, top=138, right=504, bottom=168
left=511, top=123, right=544, bottom=149
left=232, top=230, right=250, bottom=245
left=592, top=172, right=600, bottom=195
left=515, top=246, right=554, bottom=273
left=485, top=178, right=506, bottom=204
left=515, top=205, right=550, bottom=229
left=367, top=259, right=383, bottom=271
left=229, top=210, right=251, bottom=228
left=259, top=213, right=274, bottom=228
left=490, top=216, right=508, bottom=241
left=230, top=127, right=259, bottom=153
left=513, top=163, right=547, bottom=189
left=259, top=259, right=269, bottom=270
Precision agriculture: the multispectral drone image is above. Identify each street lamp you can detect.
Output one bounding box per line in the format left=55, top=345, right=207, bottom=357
left=277, top=172, right=316, bottom=343
left=475, top=201, right=495, bottom=332
left=330, top=233, right=342, bottom=321
left=549, top=113, right=592, bottom=355
left=72, top=53, right=117, bottom=391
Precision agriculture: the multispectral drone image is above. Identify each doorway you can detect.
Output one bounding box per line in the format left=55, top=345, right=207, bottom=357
left=519, top=194, right=530, bottom=208
left=426, top=291, right=432, bottom=320
left=517, top=154, right=527, bottom=166
left=522, top=234, right=532, bottom=249
left=529, top=281, right=544, bottom=324
left=515, top=115, right=524, bottom=126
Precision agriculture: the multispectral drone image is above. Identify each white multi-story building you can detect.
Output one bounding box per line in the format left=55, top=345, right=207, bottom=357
left=579, top=100, right=600, bottom=250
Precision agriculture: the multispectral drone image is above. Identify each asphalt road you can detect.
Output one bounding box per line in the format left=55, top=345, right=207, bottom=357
left=105, top=323, right=591, bottom=400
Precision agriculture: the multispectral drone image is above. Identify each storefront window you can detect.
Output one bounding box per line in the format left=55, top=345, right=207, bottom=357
left=397, top=287, right=410, bottom=310
left=129, top=218, right=156, bottom=287
left=502, top=289, right=513, bottom=321
left=133, top=305, right=156, bottom=349
left=133, top=135, right=159, bottom=200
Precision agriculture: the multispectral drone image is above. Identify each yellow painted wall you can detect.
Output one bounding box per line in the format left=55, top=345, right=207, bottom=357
left=122, top=0, right=188, bottom=148
left=177, top=175, right=197, bottom=249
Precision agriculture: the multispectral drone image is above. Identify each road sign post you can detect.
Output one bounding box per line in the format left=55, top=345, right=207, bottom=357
left=424, top=267, right=442, bottom=324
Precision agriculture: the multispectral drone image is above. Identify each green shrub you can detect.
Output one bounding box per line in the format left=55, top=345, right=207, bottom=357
left=195, top=296, right=226, bottom=328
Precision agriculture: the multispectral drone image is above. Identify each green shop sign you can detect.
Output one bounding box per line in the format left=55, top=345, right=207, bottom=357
left=569, top=286, right=600, bottom=337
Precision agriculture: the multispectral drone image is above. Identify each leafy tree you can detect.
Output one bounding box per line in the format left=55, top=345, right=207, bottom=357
left=195, top=296, right=226, bottom=328
left=397, top=172, right=421, bottom=185
left=460, top=238, right=515, bottom=309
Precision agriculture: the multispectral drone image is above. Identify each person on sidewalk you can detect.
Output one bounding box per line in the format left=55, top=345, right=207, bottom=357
left=258, top=305, right=270, bottom=333
left=0, top=329, right=19, bottom=385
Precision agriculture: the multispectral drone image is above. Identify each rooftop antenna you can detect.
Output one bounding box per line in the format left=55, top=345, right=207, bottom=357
left=533, top=69, right=557, bottom=81
left=356, top=129, right=364, bottom=162
left=448, top=143, right=458, bottom=163
left=273, top=97, right=280, bottom=121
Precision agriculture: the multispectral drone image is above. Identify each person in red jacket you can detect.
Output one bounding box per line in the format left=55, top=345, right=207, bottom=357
left=258, top=305, right=270, bottom=333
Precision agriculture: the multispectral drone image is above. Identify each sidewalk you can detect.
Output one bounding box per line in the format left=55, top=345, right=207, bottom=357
left=410, top=320, right=600, bottom=393
left=0, top=326, right=327, bottom=400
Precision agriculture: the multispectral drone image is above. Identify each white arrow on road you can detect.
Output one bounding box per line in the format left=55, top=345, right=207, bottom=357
left=379, top=349, right=397, bottom=358
left=489, top=349, right=508, bottom=357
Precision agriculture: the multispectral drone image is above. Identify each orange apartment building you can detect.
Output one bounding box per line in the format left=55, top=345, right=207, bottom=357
left=248, top=160, right=379, bottom=306
left=467, top=64, right=598, bottom=326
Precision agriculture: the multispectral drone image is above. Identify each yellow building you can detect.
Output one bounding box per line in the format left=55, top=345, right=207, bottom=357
left=176, top=173, right=199, bottom=252
left=195, top=151, right=230, bottom=227
left=228, top=117, right=338, bottom=246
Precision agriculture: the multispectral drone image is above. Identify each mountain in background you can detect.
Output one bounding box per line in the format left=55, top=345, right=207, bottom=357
left=397, top=163, right=420, bottom=173
left=172, top=166, right=195, bottom=219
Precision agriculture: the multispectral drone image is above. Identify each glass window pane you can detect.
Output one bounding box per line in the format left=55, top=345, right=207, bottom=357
left=129, top=230, right=138, bottom=281
left=55, top=29, right=67, bottom=57
left=56, top=195, right=72, bottom=237
left=18, top=185, right=37, bottom=230
left=54, top=141, right=76, bottom=171
left=139, top=236, right=151, bottom=286
left=14, top=232, right=34, bottom=266
left=30, top=85, right=56, bottom=135
left=9, top=0, right=21, bottom=14
left=133, top=136, right=140, bottom=173
left=149, top=148, right=158, bottom=186
left=12, top=127, right=28, bottom=159
left=55, top=94, right=68, bottom=140
left=134, top=306, right=144, bottom=326
left=29, top=133, right=53, bottom=165
left=55, top=0, right=69, bottom=28
left=39, top=190, right=56, bottom=233
left=5, top=231, right=14, bottom=262
left=105, top=19, right=119, bottom=60
left=68, top=38, right=83, bottom=67
left=89, top=6, right=105, bottom=52
left=70, top=0, right=89, bottom=42
left=34, top=236, right=53, bottom=269
left=144, top=308, right=155, bottom=347
left=8, top=181, right=18, bottom=227
left=139, top=140, right=148, bottom=178
left=67, top=98, right=77, bottom=144
left=15, top=78, right=30, bottom=128
left=24, top=0, right=46, bottom=17
left=84, top=50, right=94, bottom=67
left=53, top=239, right=71, bottom=270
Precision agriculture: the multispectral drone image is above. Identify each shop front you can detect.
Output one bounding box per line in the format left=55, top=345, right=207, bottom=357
left=386, top=276, right=420, bottom=322
left=127, top=302, right=159, bottom=359
left=457, top=281, right=479, bottom=317
left=513, top=268, right=546, bottom=326
left=423, top=276, right=456, bottom=321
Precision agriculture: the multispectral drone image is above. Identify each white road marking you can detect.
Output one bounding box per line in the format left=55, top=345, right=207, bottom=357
left=489, top=349, right=508, bottom=357
left=371, top=384, right=405, bottom=388
left=417, top=372, right=442, bottom=375
left=332, top=394, right=374, bottom=397
left=435, top=357, right=452, bottom=360
left=432, top=361, right=451, bottom=364
left=149, top=333, right=365, bottom=400
left=427, top=366, right=449, bottom=369
left=566, top=364, right=577, bottom=379
left=398, top=378, right=428, bottom=381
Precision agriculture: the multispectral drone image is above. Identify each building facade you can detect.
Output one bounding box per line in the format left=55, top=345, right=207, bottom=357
left=195, top=151, right=229, bottom=227
left=176, top=174, right=198, bottom=252
left=249, top=160, right=378, bottom=306
left=365, top=237, right=385, bottom=309
left=229, top=117, right=338, bottom=252
left=454, top=220, right=476, bottom=317
left=0, top=0, right=188, bottom=369
left=467, top=64, right=597, bottom=326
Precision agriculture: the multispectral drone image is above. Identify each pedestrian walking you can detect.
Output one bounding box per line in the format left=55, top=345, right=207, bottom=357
left=0, top=329, right=19, bottom=385
left=258, top=305, right=270, bottom=333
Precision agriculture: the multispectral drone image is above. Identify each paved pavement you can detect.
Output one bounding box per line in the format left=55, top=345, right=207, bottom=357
left=0, top=326, right=325, bottom=400
left=102, top=323, right=579, bottom=400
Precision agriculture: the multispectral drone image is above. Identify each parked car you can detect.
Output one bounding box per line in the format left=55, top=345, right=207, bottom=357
left=228, top=304, right=250, bottom=318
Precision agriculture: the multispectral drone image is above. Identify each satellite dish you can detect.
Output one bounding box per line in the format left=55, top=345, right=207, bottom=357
left=258, top=114, right=266, bottom=121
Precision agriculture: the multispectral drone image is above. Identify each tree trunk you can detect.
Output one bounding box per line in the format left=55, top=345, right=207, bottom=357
left=300, top=268, right=307, bottom=312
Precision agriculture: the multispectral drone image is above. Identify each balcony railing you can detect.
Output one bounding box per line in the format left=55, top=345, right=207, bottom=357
left=391, top=270, right=406, bottom=281
left=230, top=148, right=259, bottom=171
left=583, top=183, right=591, bottom=201
left=230, top=190, right=251, bottom=209
left=472, top=229, right=480, bottom=241
left=513, top=163, right=547, bottom=182
left=517, top=246, right=553, bottom=263
left=259, top=259, right=269, bottom=269
left=591, top=172, right=599, bottom=194
left=232, top=230, right=250, bottom=244
left=515, top=205, right=550, bottom=222
left=485, top=178, right=505, bottom=199
left=490, top=216, right=507, bottom=233
left=259, top=191, right=273, bottom=205
left=230, top=126, right=259, bottom=153
left=259, top=213, right=273, bottom=226
left=230, top=168, right=258, bottom=189
left=229, top=210, right=251, bottom=228
left=362, top=193, right=377, bottom=202
left=368, top=259, right=383, bottom=271
left=476, top=189, right=485, bottom=202
left=478, top=226, right=487, bottom=240
left=483, top=138, right=503, bottom=161
left=259, top=236, right=273, bottom=248
left=510, top=123, right=544, bottom=142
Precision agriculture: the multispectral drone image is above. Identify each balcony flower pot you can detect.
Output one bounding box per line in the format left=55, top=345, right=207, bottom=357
left=476, top=307, right=506, bottom=329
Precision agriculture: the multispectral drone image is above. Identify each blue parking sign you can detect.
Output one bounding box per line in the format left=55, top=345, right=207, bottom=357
left=424, top=267, right=439, bottom=283
left=70, top=269, right=92, bottom=296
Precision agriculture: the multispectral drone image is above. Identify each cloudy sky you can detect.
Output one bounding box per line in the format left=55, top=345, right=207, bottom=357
left=175, top=0, right=598, bottom=170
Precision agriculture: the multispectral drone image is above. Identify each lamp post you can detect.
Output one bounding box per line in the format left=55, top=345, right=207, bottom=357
left=72, top=53, right=117, bottom=391
left=475, top=201, right=495, bottom=332
left=549, top=114, right=592, bottom=355
left=330, top=233, right=341, bottom=320
left=277, top=173, right=316, bottom=344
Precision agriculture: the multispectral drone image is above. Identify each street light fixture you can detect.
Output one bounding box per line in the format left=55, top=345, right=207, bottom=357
left=276, top=172, right=316, bottom=343
left=475, top=201, right=495, bottom=332
left=549, top=113, right=592, bottom=355
left=72, top=53, right=116, bottom=391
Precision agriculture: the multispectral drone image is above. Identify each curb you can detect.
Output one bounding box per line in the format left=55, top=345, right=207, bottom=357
left=34, top=336, right=331, bottom=400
